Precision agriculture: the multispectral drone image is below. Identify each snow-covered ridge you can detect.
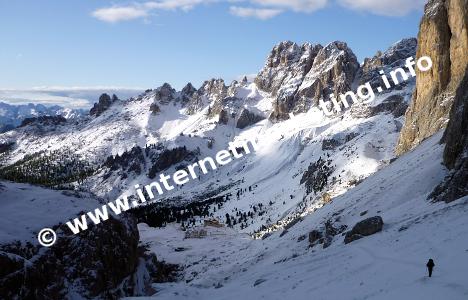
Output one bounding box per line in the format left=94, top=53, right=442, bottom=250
left=0, top=38, right=417, bottom=235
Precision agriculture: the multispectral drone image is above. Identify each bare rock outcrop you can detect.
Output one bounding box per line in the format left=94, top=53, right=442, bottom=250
left=180, top=82, right=197, bottom=105
left=396, top=0, right=468, bottom=155
left=430, top=70, right=468, bottom=202
left=255, top=41, right=359, bottom=121
left=255, top=41, right=322, bottom=121
left=152, top=83, right=176, bottom=105
left=369, top=94, right=408, bottom=118
left=186, top=79, right=227, bottom=115
left=359, top=38, right=417, bottom=89
left=344, top=216, right=384, bottom=244
left=236, top=108, right=265, bottom=129
left=255, top=41, right=321, bottom=97
left=90, top=93, right=118, bottom=117
left=293, top=41, right=359, bottom=115
left=149, top=102, right=161, bottom=114
left=147, top=82, right=198, bottom=114
left=19, top=115, right=67, bottom=127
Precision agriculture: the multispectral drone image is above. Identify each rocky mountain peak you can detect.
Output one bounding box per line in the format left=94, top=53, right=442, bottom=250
left=255, top=41, right=322, bottom=96
left=153, top=83, right=176, bottom=104
left=360, top=38, right=417, bottom=88
left=181, top=82, right=196, bottom=96
left=227, top=80, right=240, bottom=97
left=89, top=93, right=118, bottom=117
left=183, top=79, right=227, bottom=115
left=311, top=41, right=354, bottom=66
left=265, top=41, right=302, bottom=68
left=178, top=82, right=197, bottom=105
left=199, top=78, right=227, bottom=99
left=266, top=40, right=359, bottom=121
left=381, top=38, right=417, bottom=66
left=362, top=38, right=417, bottom=73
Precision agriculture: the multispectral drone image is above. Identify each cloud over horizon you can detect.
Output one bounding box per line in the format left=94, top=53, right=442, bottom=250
left=0, top=87, right=143, bottom=109
left=91, top=0, right=425, bottom=23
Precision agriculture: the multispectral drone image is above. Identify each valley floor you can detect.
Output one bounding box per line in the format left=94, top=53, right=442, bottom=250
left=125, top=133, right=468, bottom=300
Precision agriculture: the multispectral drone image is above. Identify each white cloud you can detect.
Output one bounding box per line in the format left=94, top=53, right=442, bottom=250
left=91, top=0, right=422, bottom=23
left=91, top=1, right=215, bottom=23
left=229, top=6, right=283, bottom=20
left=144, top=0, right=213, bottom=11
left=92, top=6, right=149, bottom=23
left=252, top=0, right=327, bottom=12
left=338, top=0, right=426, bottom=16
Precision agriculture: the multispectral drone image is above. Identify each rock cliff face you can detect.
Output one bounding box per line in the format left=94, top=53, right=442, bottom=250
left=153, top=83, right=176, bottom=104
left=186, top=79, right=228, bottom=115
left=293, top=41, right=359, bottom=114
left=90, top=93, right=118, bottom=117
left=236, top=108, right=265, bottom=129
left=359, top=38, right=417, bottom=89
left=0, top=216, right=145, bottom=300
left=180, top=82, right=197, bottom=105
left=390, top=0, right=468, bottom=202
left=255, top=41, right=359, bottom=121
left=431, top=70, right=468, bottom=202
left=442, top=72, right=468, bottom=169
left=147, top=82, right=198, bottom=114
left=396, top=0, right=468, bottom=155
left=255, top=42, right=321, bottom=100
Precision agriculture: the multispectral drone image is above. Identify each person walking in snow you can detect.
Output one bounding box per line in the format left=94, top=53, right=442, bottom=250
left=426, top=259, right=435, bottom=277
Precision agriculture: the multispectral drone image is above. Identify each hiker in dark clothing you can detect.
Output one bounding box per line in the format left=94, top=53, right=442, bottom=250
left=426, top=259, right=435, bottom=277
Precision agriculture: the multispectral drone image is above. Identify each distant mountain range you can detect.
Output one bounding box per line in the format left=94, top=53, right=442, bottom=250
left=0, top=102, right=86, bottom=132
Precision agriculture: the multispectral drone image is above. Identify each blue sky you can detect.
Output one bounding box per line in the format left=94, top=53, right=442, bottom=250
left=0, top=0, right=425, bottom=93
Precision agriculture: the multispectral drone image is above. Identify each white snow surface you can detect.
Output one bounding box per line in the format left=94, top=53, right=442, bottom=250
left=125, top=132, right=468, bottom=300
left=0, top=181, right=100, bottom=244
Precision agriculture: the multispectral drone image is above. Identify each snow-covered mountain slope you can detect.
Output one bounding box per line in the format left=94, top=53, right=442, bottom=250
left=0, top=181, right=99, bottom=244
left=0, top=181, right=154, bottom=299
left=126, top=132, right=468, bottom=300
left=0, top=101, right=84, bottom=133
left=0, top=28, right=466, bottom=300
left=0, top=38, right=417, bottom=236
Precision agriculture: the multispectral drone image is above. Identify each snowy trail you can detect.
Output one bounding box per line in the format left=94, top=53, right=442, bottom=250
left=357, top=246, right=421, bottom=268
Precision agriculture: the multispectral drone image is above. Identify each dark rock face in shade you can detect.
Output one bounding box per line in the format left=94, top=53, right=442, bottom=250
left=90, top=93, right=118, bottom=117
left=344, top=216, right=384, bottom=244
